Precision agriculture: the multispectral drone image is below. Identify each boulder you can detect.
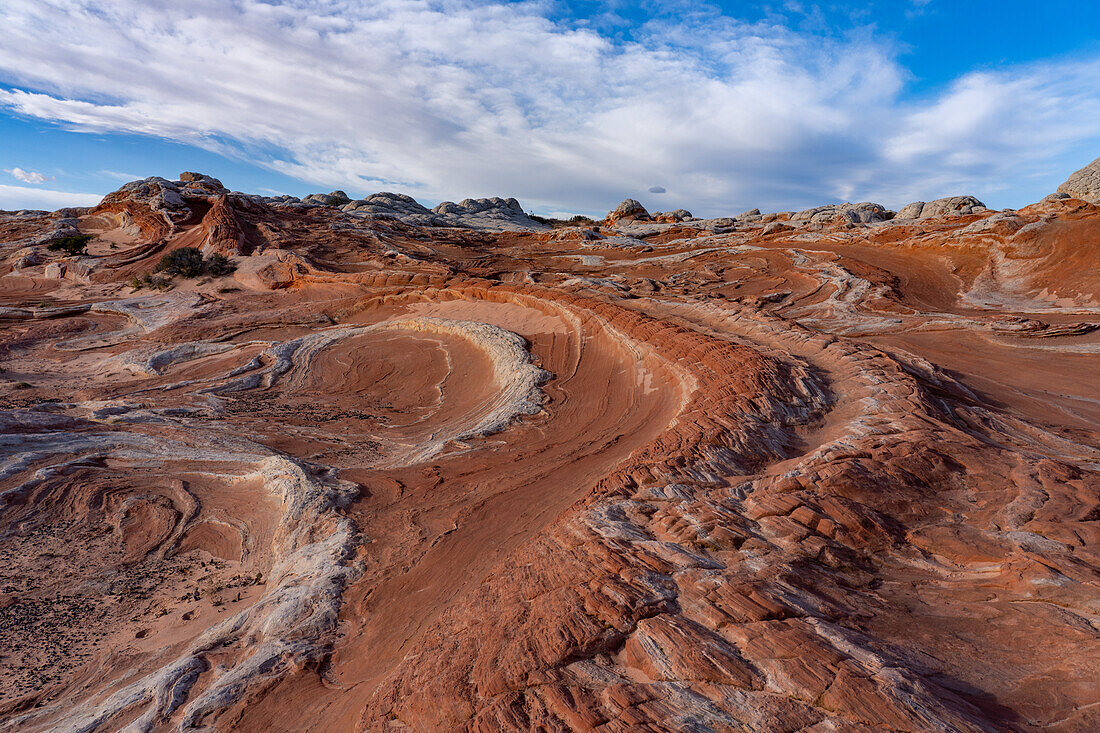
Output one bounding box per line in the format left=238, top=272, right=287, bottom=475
left=653, top=209, right=692, bottom=223
left=606, top=199, right=652, bottom=225
left=1056, top=156, right=1100, bottom=203
left=896, top=201, right=926, bottom=219
left=302, top=190, right=352, bottom=207
left=177, top=172, right=227, bottom=195
left=11, top=248, right=39, bottom=270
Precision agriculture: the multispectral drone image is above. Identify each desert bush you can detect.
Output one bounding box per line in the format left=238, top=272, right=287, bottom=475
left=155, top=247, right=237, bottom=278
left=156, top=247, right=206, bottom=277
left=130, top=272, right=173, bottom=291
left=205, top=253, right=237, bottom=276
left=46, top=234, right=93, bottom=256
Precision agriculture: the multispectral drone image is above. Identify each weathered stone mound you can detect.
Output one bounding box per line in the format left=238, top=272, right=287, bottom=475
left=431, top=197, right=548, bottom=232
left=341, top=191, right=443, bottom=226
left=606, top=198, right=652, bottom=225
left=265, top=190, right=546, bottom=231
left=1057, top=155, right=1100, bottom=203
left=791, top=201, right=893, bottom=225
left=91, top=172, right=232, bottom=238
left=896, top=194, right=985, bottom=219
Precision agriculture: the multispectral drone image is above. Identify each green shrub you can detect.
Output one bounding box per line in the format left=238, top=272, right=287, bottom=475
left=205, top=253, right=237, bottom=276
left=46, top=234, right=93, bottom=256
left=156, top=247, right=206, bottom=277
left=131, top=272, right=173, bottom=291
left=155, top=248, right=237, bottom=278
left=145, top=273, right=173, bottom=291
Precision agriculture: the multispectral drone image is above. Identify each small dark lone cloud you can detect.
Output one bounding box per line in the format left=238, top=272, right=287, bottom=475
left=648, top=185, right=666, bottom=194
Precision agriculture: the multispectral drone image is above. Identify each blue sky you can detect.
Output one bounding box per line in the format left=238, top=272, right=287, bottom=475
left=1, top=0, right=1098, bottom=216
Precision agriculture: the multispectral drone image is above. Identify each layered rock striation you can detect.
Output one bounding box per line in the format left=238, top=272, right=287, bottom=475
left=0, top=166, right=1097, bottom=732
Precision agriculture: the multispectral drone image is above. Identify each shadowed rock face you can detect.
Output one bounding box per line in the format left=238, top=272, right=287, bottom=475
left=0, top=171, right=1098, bottom=732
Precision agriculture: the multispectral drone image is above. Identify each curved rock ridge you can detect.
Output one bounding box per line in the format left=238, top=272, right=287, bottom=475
left=205, top=316, right=551, bottom=466
left=0, top=415, right=359, bottom=733
left=0, top=164, right=1097, bottom=732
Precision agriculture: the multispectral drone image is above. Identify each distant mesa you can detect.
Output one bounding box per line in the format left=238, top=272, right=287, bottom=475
left=1057, top=156, right=1100, bottom=204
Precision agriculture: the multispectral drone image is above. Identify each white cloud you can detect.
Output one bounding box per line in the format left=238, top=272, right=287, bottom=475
left=5, top=167, right=51, bottom=184
left=0, top=1, right=1097, bottom=215
left=0, top=183, right=101, bottom=210
left=98, top=169, right=145, bottom=181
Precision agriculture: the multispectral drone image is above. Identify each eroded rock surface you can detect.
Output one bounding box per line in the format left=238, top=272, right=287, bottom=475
left=0, top=172, right=1098, bottom=732
left=1058, top=156, right=1100, bottom=203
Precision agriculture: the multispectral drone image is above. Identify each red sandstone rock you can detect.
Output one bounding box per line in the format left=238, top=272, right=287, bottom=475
left=0, top=176, right=1097, bottom=732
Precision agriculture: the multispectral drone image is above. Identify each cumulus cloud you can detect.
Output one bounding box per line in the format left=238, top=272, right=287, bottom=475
left=0, top=183, right=100, bottom=210
left=0, top=1, right=1097, bottom=215
left=5, top=167, right=50, bottom=184
left=648, top=186, right=666, bottom=194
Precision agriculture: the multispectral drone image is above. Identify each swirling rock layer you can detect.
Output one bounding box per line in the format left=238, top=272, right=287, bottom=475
left=0, top=178, right=1098, bottom=732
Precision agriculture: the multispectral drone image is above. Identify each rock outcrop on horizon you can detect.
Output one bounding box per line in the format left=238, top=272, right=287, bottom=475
left=255, top=189, right=547, bottom=231
left=606, top=198, right=652, bottom=225
left=0, top=167, right=1098, bottom=732
left=431, top=196, right=549, bottom=231
left=896, top=194, right=985, bottom=219
left=791, top=201, right=893, bottom=224
left=1058, top=155, right=1100, bottom=203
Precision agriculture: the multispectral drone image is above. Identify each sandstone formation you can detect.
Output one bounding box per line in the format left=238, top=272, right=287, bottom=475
left=606, top=198, right=652, bottom=225
left=791, top=201, right=893, bottom=224
left=896, top=195, right=985, bottom=219
left=0, top=171, right=1097, bottom=732
left=431, top=197, right=549, bottom=232
left=1057, top=156, right=1100, bottom=203
left=270, top=192, right=547, bottom=231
